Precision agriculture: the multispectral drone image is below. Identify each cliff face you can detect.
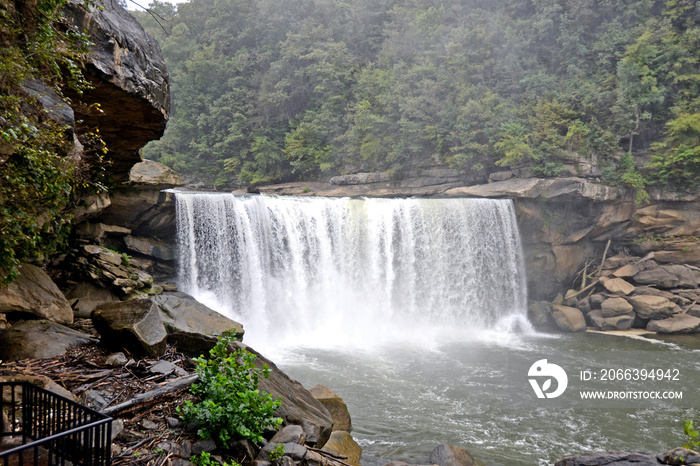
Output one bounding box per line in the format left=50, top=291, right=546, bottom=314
left=62, top=0, right=170, bottom=181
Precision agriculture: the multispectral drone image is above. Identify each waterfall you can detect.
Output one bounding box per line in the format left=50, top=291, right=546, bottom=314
left=175, top=193, right=529, bottom=347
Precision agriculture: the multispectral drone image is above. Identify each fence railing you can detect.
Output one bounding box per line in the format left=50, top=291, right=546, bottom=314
left=0, top=381, right=112, bottom=466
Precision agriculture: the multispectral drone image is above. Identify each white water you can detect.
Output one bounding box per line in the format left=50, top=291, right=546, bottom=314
left=175, top=193, right=530, bottom=349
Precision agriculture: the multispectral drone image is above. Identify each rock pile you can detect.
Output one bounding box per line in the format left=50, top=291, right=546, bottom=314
left=529, top=253, right=700, bottom=334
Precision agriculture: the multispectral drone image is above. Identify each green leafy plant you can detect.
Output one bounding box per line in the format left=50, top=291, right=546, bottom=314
left=178, top=330, right=282, bottom=447
left=683, top=420, right=700, bottom=450
left=268, top=443, right=286, bottom=462
left=191, top=452, right=241, bottom=466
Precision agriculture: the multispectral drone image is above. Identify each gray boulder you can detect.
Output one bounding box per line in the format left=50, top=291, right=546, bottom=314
left=65, top=281, right=120, bottom=316
left=633, top=267, right=680, bottom=289
left=0, top=264, right=73, bottom=324
left=154, top=292, right=244, bottom=356
left=92, top=298, right=168, bottom=357
left=600, top=297, right=634, bottom=318
left=128, top=159, right=184, bottom=189
left=552, top=305, right=587, bottom=332
left=309, top=384, right=353, bottom=432
left=269, top=425, right=306, bottom=445
left=555, top=451, right=659, bottom=466
left=429, top=443, right=485, bottom=466
left=657, top=447, right=700, bottom=465
left=627, top=295, right=676, bottom=320
left=647, top=314, right=700, bottom=334
left=528, top=301, right=553, bottom=328
left=230, top=341, right=333, bottom=447
left=0, top=320, right=95, bottom=361
left=587, top=310, right=634, bottom=331
left=600, top=277, right=635, bottom=296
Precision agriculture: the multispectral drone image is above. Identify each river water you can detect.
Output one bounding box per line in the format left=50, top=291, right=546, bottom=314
left=174, top=192, right=700, bottom=465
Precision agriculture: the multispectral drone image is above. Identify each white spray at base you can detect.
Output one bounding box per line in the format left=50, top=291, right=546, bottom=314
left=175, top=193, right=532, bottom=350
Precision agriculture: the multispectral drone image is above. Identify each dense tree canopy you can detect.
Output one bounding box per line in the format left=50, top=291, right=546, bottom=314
left=133, top=0, right=700, bottom=189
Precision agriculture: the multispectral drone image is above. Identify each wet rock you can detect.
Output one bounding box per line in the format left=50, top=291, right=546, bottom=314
left=154, top=292, right=244, bottom=356
left=657, top=447, right=700, bottom=465
left=0, top=263, right=73, bottom=324
left=322, top=431, right=362, bottom=466
left=429, top=443, right=485, bottom=466
left=600, top=297, right=634, bottom=317
left=230, top=341, right=333, bottom=447
left=554, top=451, right=659, bottom=466
left=551, top=305, right=587, bottom=332
left=528, top=301, right=553, bottom=328
left=627, top=295, right=676, bottom=320
left=309, top=385, right=353, bottom=432
left=92, top=298, right=168, bottom=357
left=647, top=314, right=700, bottom=334
left=0, top=320, right=94, bottom=361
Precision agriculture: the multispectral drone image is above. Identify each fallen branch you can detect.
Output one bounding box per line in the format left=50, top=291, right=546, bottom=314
left=563, top=277, right=601, bottom=301
left=102, top=374, right=197, bottom=416
left=595, top=239, right=612, bottom=278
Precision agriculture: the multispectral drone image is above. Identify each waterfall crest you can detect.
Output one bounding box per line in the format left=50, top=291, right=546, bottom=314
left=175, top=193, right=529, bottom=347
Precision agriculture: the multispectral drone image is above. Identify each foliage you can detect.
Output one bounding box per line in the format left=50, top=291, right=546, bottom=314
left=268, top=443, right=286, bottom=462
left=132, top=0, right=700, bottom=188
left=0, top=0, right=101, bottom=284
left=191, top=452, right=241, bottom=466
left=177, top=330, right=282, bottom=447
left=683, top=420, right=700, bottom=450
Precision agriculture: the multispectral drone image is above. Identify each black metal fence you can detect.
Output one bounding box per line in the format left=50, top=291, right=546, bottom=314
left=0, top=382, right=112, bottom=466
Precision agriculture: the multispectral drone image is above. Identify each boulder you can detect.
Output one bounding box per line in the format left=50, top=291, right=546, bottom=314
left=527, top=301, right=552, bottom=327
left=92, top=299, right=168, bottom=357
left=0, top=320, right=95, bottom=361
left=0, top=263, right=73, bottom=324
left=600, top=297, right=634, bottom=318
left=65, top=282, right=120, bottom=316
left=551, top=305, right=587, bottom=332
left=587, top=310, right=634, bottom=331
left=647, top=314, right=700, bottom=334
left=664, top=265, right=698, bottom=289
left=429, top=443, right=485, bottom=466
left=600, top=277, right=635, bottom=296
left=589, top=293, right=606, bottom=308
left=97, top=189, right=177, bottom=236
left=257, top=442, right=307, bottom=462
left=269, top=425, right=306, bottom=445
left=555, top=451, right=659, bottom=466
left=154, top=292, right=244, bottom=356
left=577, top=296, right=591, bottom=314
left=627, top=295, right=676, bottom=320
left=633, top=267, right=680, bottom=289
left=322, top=431, right=362, bottom=466
left=128, top=159, right=184, bottom=189
left=632, top=286, right=680, bottom=303
left=74, top=223, right=131, bottom=242
left=230, top=341, right=333, bottom=447
left=309, top=385, right=353, bottom=432
left=124, top=235, right=175, bottom=261
left=657, top=447, right=700, bottom=465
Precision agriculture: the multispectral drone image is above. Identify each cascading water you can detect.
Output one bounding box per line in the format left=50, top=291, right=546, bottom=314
left=175, top=193, right=529, bottom=347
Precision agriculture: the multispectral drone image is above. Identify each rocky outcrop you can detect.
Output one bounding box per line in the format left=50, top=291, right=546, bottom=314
left=61, top=0, right=170, bottom=181
left=0, top=264, right=73, bottom=324
left=0, top=320, right=96, bottom=361
left=309, top=384, right=353, bottom=432
left=154, top=292, right=244, bottom=356
left=92, top=298, right=168, bottom=357
left=429, top=443, right=485, bottom=466
left=555, top=448, right=700, bottom=466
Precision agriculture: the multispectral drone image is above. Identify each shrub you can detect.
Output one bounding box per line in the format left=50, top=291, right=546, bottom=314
left=178, top=330, right=282, bottom=447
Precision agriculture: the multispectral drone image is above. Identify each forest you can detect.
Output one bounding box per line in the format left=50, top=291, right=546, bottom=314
left=132, top=0, right=700, bottom=191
